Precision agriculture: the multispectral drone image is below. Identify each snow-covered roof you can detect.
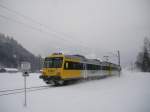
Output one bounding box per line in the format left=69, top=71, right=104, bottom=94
left=4, top=68, right=18, bottom=72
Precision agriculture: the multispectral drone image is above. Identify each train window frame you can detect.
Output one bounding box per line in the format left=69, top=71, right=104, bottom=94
left=64, top=61, right=84, bottom=70
left=44, top=57, right=63, bottom=68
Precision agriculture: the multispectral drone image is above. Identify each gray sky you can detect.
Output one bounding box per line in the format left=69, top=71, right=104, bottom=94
left=0, top=0, right=150, bottom=67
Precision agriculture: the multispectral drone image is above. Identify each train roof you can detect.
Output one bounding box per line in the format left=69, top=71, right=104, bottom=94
left=64, top=54, right=101, bottom=65
left=101, top=61, right=119, bottom=67
left=49, top=53, right=120, bottom=67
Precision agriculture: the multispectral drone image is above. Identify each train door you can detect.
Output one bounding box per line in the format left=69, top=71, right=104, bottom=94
left=83, top=63, right=87, bottom=79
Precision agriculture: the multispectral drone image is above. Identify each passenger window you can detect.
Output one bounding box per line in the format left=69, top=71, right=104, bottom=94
left=65, top=62, right=68, bottom=69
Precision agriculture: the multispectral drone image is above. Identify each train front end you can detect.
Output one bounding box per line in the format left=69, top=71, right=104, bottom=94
left=39, top=53, right=64, bottom=85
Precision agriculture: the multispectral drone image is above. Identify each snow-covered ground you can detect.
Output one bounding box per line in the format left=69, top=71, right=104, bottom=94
left=0, top=70, right=150, bottom=112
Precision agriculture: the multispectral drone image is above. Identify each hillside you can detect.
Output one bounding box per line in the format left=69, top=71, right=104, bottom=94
left=0, top=33, right=41, bottom=71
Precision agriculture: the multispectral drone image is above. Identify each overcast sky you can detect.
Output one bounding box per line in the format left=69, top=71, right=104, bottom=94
left=0, top=0, right=150, bottom=67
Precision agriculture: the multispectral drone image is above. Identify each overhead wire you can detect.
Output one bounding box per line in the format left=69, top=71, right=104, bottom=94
left=0, top=1, right=120, bottom=65
left=0, top=14, right=56, bottom=50
left=0, top=13, right=83, bottom=53
left=0, top=3, right=92, bottom=54
left=0, top=13, right=118, bottom=62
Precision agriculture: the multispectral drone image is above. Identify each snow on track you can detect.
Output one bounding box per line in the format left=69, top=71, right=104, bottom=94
left=0, top=70, right=150, bottom=112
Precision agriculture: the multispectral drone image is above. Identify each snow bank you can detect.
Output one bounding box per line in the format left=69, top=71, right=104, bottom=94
left=0, top=68, right=18, bottom=73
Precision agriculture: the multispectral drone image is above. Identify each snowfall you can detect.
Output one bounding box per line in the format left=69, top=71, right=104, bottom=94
left=0, top=70, right=150, bottom=112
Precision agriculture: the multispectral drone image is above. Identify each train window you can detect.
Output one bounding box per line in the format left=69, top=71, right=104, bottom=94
left=64, top=62, right=102, bottom=70
left=86, top=64, right=101, bottom=70
left=44, top=57, right=63, bottom=68
left=43, top=61, right=49, bottom=68
left=64, top=61, right=84, bottom=70
left=102, top=66, right=110, bottom=70
left=65, top=62, right=68, bottom=69
left=112, top=67, right=119, bottom=71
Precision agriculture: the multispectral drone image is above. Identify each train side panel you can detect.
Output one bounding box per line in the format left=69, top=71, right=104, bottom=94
left=61, top=70, right=81, bottom=79
left=61, top=58, right=82, bottom=79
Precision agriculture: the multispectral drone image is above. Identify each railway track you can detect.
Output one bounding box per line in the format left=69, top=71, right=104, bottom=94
left=0, top=85, right=50, bottom=96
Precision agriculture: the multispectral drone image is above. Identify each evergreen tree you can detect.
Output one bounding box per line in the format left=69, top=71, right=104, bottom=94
left=142, top=47, right=150, bottom=72
left=136, top=37, right=150, bottom=72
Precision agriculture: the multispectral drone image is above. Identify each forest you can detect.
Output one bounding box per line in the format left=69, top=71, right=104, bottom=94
left=0, top=33, right=42, bottom=72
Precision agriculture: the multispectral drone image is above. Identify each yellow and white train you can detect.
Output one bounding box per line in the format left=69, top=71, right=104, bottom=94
left=39, top=53, right=121, bottom=85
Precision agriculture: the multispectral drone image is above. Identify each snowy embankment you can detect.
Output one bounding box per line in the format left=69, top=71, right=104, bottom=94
left=0, top=70, right=150, bottom=112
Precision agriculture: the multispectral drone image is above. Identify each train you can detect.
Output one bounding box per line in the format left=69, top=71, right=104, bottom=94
left=39, top=53, right=121, bottom=86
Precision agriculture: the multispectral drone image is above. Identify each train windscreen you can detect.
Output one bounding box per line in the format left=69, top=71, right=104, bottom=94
left=44, top=57, right=63, bottom=68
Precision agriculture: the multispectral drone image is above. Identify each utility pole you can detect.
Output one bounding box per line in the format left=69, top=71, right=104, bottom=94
left=117, top=50, right=121, bottom=77
left=118, top=50, right=120, bottom=66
